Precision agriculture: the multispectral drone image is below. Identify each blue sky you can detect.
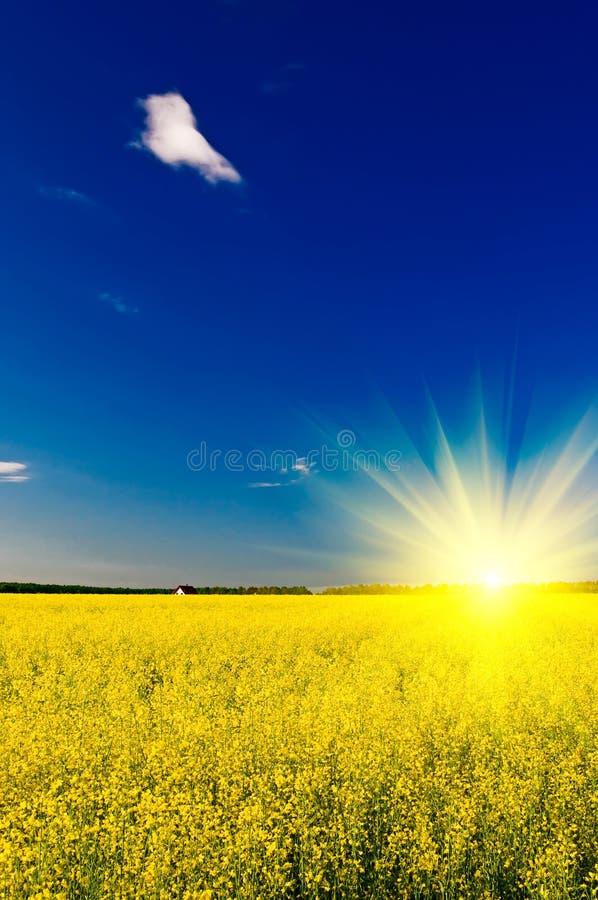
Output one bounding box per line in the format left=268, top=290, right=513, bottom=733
left=1, top=1, right=597, bottom=586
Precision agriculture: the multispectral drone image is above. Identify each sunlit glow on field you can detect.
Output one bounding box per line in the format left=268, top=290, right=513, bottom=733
left=0, top=590, right=597, bottom=898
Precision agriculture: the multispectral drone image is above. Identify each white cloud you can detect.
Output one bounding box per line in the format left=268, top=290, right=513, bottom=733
left=292, top=457, right=317, bottom=477
left=137, top=92, right=242, bottom=185
left=249, top=456, right=318, bottom=488
left=99, top=292, right=138, bottom=315
left=0, top=462, right=26, bottom=474
left=0, top=462, right=29, bottom=483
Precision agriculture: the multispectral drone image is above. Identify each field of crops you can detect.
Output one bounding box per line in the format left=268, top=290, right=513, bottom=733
left=0, top=591, right=596, bottom=899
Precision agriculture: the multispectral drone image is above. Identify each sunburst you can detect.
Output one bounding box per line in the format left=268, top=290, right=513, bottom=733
left=326, top=394, right=598, bottom=585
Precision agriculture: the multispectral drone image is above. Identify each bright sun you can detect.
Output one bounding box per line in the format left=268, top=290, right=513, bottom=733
left=335, top=394, right=597, bottom=586
left=483, top=572, right=504, bottom=590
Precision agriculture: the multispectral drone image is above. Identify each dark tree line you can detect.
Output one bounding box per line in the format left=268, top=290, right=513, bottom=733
left=1, top=581, right=595, bottom=595
left=0, top=583, right=168, bottom=594
left=0, top=582, right=312, bottom=595
left=193, top=586, right=312, bottom=594
left=320, top=583, right=452, bottom=595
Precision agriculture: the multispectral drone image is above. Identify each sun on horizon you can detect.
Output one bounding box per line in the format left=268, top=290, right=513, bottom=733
left=331, top=394, right=598, bottom=587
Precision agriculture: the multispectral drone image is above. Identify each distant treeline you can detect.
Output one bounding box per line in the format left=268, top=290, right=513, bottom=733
left=0, top=582, right=312, bottom=595
left=1, top=581, right=596, bottom=595
left=321, top=583, right=451, bottom=595
left=193, top=586, right=312, bottom=595
left=0, top=583, right=169, bottom=594
left=534, top=581, right=598, bottom=593
left=321, top=581, right=598, bottom=594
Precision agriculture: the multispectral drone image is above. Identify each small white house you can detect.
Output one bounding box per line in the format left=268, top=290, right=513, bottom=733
left=173, top=584, right=197, bottom=595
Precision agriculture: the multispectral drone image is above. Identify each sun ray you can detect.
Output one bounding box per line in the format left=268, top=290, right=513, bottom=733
left=325, top=389, right=597, bottom=584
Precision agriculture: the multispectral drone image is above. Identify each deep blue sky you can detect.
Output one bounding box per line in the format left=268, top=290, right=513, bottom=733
left=1, top=1, right=596, bottom=586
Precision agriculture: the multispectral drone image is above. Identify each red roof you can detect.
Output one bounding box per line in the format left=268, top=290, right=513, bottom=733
left=172, top=584, right=197, bottom=594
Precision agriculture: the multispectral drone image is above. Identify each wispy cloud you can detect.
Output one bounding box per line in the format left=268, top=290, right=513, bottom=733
left=249, top=456, right=318, bottom=488
left=0, top=462, right=30, bottom=483
left=99, top=292, right=138, bottom=315
left=39, top=186, right=95, bottom=205
left=136, top=92, right=242, bottom=185
left=292, top=456, right=317, bottom=477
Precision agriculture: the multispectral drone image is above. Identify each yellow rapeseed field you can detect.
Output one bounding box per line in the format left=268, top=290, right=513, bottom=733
left=0, top=590, right=596, bottom=899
